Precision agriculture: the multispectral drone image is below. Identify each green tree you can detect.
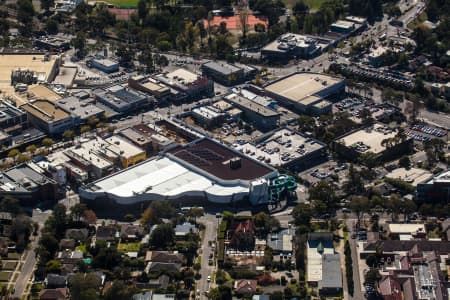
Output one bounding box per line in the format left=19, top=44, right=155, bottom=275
left=26, top=144, right=37, bottom=153
left=141, top=207, right=160, bottom=226
left=308, top=181, right=337, bottom=213
left=42, top=138, right=54, bottom=147
left=398, top=156, right=411, bottom=168
left=17, top=0, right=35, bottom=24
left=70, top=203, right=87, bottom=222
left=292, top=203, right=312, bottom=227
left=150, top=223, right=175, bottom=249
left=80, top=125, right=91, bottom=134
left=150, top=201, right=176, bottom=219
left=349, top=196, right=369, bottom=226
left=71, top=33, right=86, bottom=58
left=62, top=130, right=75, bottom=141
left=104, top=280, right=137, bottom=300
left=8, top=149, right=19, bottom=158
left=69, top=273, right=101, bottom=300
left=0, top=196, right=22, bottom=215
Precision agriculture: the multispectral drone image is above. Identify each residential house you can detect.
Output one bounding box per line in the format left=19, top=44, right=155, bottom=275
left=252, top=295, right=270, bottom=300
left=387, top=223, right=426, bottom=240
left=147, top=274, right=170, bottom=289
left=45, top=274, right=67, bottom=289
left=57, top=249, right=84, bottom=264
left=174, top=222, right=198, bottom=240
left=65, top=228, right=89, bottom=242
left=121, top=224, right=144, bottom=241
left=132, top=292, right=175, bottom=300
left=96, top=225, right=118, bottom=241
left=146, top=262, right=181, bottom=273
left=234, top=279, right=257, bottom=295
left=267, top=227, right=295, bottom=255
left=39, top=288, right=68, bottom=300
left=145, top=251, right=185, bottom=264
left=59, top=239, right=75, bottom=250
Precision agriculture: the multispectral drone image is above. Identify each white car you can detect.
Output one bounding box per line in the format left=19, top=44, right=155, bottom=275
left=207, top=275, right=211, bottom=282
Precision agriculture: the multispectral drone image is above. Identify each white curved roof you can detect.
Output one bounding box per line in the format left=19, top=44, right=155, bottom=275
left=89, top=157, right=248, bottom=198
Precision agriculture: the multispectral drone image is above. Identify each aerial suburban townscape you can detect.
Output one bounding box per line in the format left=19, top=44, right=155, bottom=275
left=0, top=0, right=449, bottom=299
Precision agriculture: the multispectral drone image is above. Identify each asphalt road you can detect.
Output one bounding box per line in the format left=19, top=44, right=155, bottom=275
left=197, top=213, right=219, bottom=299
left=12, top=209, right=51, bottom=298
left=347, top=219, right=364, bottom=300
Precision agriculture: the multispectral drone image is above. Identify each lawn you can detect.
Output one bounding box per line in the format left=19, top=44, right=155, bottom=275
left=2, top=261, right=17, bottom=271
left=76, top=244, right=87, bottom=253
left=103, top=0, right=139, bottom=7
left=117, top=242, right=141, bottom=252
left=284, top=0, right=325, bottom=9
left=0, top=272, right=11, bottom=282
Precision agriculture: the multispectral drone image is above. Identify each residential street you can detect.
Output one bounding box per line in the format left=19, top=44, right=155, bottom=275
left=12, top=209, right=51, bottom=298
left=197, top=213, right=219, bottom=299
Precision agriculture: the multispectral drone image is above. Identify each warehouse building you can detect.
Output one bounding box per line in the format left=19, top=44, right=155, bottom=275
left=264, top=72, right=344, bottom=116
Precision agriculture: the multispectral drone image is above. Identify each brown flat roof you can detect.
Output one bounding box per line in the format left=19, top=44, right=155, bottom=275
left=21, top=99, right=69, bottom=122
left=169, top=138, right=274, bottom=181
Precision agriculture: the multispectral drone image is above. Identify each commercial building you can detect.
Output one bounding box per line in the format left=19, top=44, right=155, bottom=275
left=89, top=57, right=119, bottom=73
left=0, top=163, right=59, bottom=206
left=201, top=61, right=256, bottom=86
left=261, top=34, right=320, bottom=60
left=0, top=100, right=28, bottom=134
left=20, top=99, right=74, bottom=135
left=34, top=37, right=71, bottom=51
left=385, top=167, right=433, bottom=187
left=56, top=96, right=104, bottom=126
left=330, top=20, right=356, bottom=34
left=416, top=169, right=450, bottom=203
left=264, top=72, right=344, bottom=116
left=128, top=76, right=178, bottom=103
left=367, top=47, right=390, bottom=67
left=154, top=68, right=214, bottom=101
left=0, top=53, right=60, bottom=100
left=119, top=124, right=176, bottom=154
left=224, top=93, right=280, bottom=131
left=307, top=233, right=342, bottom=296
left=191, top=106, right=225, bottom=128
left=234, top=128, right=327, bottom=171
left=333, top=124, right=414, bottom=163
left=64, top=139, right=115, bottom=179
left=79, top=137, right=281, bottom=208
left=94, top=85, right=151, bottom=114
left=103, top=135, right=147, bottom=168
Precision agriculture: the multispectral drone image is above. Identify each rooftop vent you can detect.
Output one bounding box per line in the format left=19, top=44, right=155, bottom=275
left=230, top=157, right=241, bottom=170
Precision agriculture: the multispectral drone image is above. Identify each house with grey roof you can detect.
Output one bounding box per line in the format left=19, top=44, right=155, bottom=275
left=267, top=227, right=295, bottom=255
left=318, top=253, right=342, bottom=296
left=174, top=222, right=198, bottom=240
